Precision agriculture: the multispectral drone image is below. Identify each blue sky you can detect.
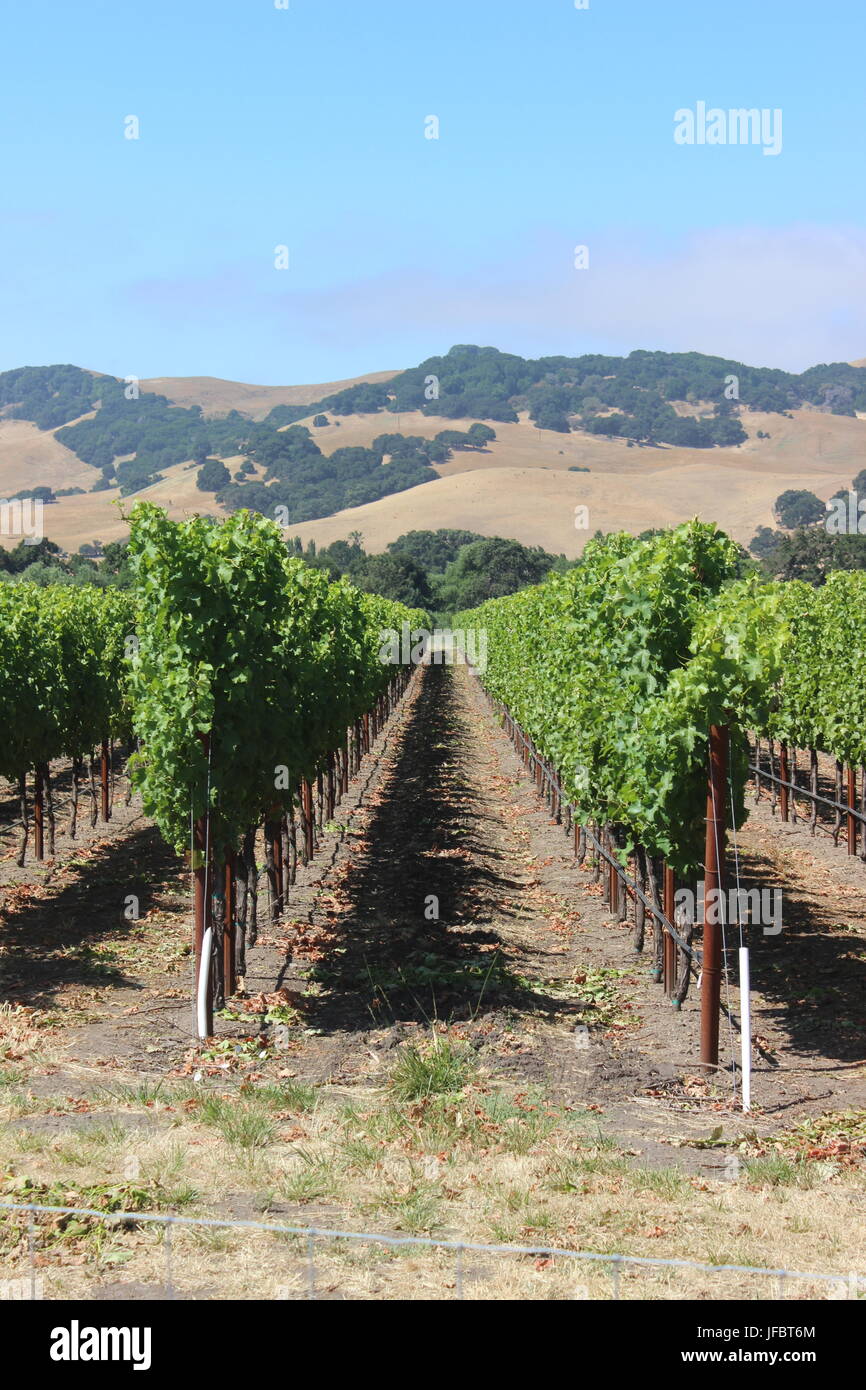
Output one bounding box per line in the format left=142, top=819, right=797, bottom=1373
left=2, top=0, right=865, bottom=382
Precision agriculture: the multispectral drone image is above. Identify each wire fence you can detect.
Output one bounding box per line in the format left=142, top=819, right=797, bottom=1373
left=750, top=740, right=866, bottom=860
left=1, top=1202, right=862, bottom=1301
left=479, top=683, right=792, bottom=1108
left=492, top=692, right=696, bottom=961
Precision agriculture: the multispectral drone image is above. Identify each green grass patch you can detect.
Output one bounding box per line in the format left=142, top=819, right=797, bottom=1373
left=389, top=1037, right=474, bottom=1102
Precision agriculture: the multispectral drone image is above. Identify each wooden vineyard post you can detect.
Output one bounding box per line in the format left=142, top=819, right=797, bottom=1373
left=701, top=724, right=728, bottom=1072
left=847, top=766, right=857, bottom=856
left=302, top=778, right=314, bottom=860
left=342, top=733, right=350, bottom=794
left=663, top=863, right=676, bottom=997
left=34, top=767, right=44, bottom=861
left=223, top=850, right=236, bottom=999
left=100, top=738, right=110, bottom=821
left=276, top=817, right=284, bottom=904
left=297, top=781, right=308, bottom=865
left=268, top=810, right=284, bottom=913
left=779, top=742, right=789, bottom=822
left=605, top=828, right=615, bottom=911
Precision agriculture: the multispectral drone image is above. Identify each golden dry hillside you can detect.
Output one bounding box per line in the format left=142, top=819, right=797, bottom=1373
left=285, top=406, right=863, bottom=557
left=138, top=370, right=399, bottom=419
left=1, top=374, right=864, bottom=555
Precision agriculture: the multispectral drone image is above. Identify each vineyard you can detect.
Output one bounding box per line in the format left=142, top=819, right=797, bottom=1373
left=3, top=514, right=866, bottom=1067
left=0, top=504, right=426, bottom=1037
left=1, top=513, right=865, bottom=1300
left=457, top=522, right=866, bottom=1075
left=0, top=583, right=135, bottom=859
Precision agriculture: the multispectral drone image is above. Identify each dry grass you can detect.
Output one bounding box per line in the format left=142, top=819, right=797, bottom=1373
left=1, top=1033, right=863, bottom=1300
left=265, top=406, right=862, bottom=559
left=0, top=1004, right=66, bottom=1071
left=3, top=398, right=863, bottom=555
left=139, top=370, right=400, bottom=420
left=0, top=419, right=95, bottom=499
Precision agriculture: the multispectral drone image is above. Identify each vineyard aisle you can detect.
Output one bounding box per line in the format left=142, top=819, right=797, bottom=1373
left=4, top=663, right=866, bottom=1297
left=250, top=657, right=866, bottom=1137
left=2, top=662, right=865, bottom=1135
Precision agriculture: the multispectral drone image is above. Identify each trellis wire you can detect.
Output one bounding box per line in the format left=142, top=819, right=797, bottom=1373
left=750, top=750, right=866, bottom=826
left=1, top=1201, right=858, bottom=1301
left=492, top=693, right=698, bottom=964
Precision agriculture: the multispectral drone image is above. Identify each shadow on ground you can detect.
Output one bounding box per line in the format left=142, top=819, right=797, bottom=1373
left=294, top=663, right=570, bottom=1032
left=725, top=844, right=866, bottom=1066
left=1, top=825, right=182, bottom=1008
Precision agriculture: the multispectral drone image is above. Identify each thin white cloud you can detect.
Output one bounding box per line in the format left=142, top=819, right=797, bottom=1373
left=121, top=224, right=866, bottom=373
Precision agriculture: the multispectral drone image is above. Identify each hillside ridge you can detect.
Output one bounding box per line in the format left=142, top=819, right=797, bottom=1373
left=2, top=347, right=865, bottom=555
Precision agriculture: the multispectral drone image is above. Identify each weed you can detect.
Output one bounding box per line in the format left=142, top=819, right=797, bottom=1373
left=390, top=1037, right=473, bottom=1102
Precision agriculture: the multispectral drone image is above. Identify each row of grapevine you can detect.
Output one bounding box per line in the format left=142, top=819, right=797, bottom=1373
left=127, top=503, right=426, bottom=853
left=0, top=506, right=426, bottom=1033
left=457, top=521, right=784, bottom=877
left=0, top=583, right=136, bottom=859
left=125, top=505, right=428, bottom=1031
left=757, top=571, right=866, bottom=766
left=744, top=571, right=866, bottom=853
left=456, top=520, right=788, bottom=1068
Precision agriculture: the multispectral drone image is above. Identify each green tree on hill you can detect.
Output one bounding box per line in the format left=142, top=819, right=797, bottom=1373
left=774, top=489, right=824, bottom=528
left=196, top=458, right=232, bottom=492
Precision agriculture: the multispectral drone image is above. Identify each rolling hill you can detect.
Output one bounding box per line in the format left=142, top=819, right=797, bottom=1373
left=138, top=370, right=399, bottom=420
left=1, top=351, right=865, bottom=556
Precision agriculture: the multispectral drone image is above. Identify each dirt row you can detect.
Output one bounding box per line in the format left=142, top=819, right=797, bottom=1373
left=1, top=662, right=865, bottom=1160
